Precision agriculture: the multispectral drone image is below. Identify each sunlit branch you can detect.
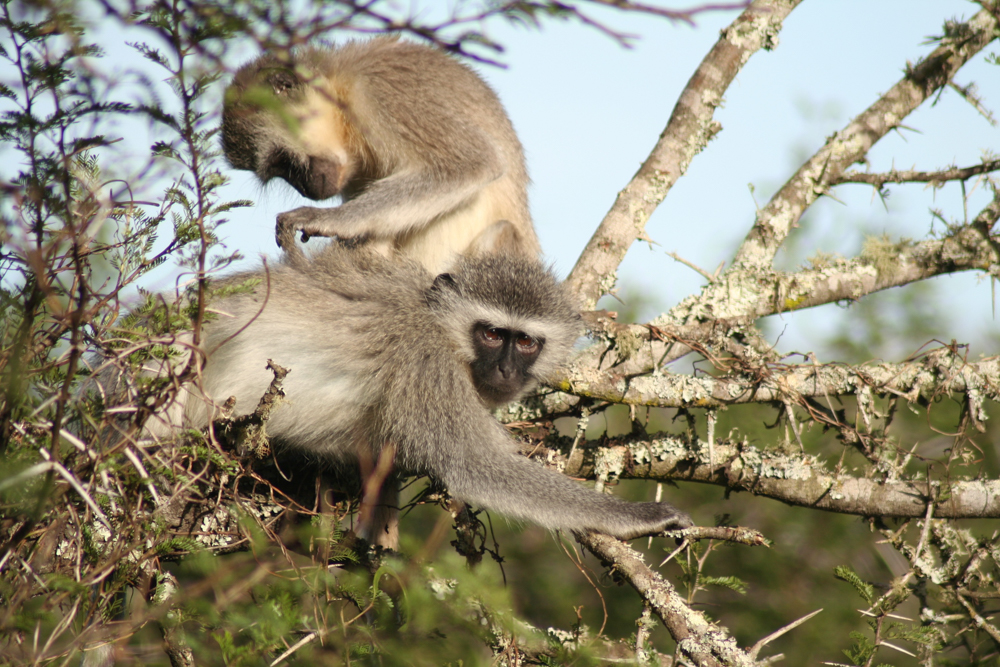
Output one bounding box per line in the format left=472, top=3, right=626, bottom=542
left=557, top=345, right=1000, bottom=409
left=566, top=0, right=803, bottom=308
left=834, top=159, right=1000, bottom=187
left=730, top=8, right=999, bottom=271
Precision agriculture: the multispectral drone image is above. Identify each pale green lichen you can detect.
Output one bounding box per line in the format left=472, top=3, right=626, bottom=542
left=596, top=270, right=619, bottom=303
left=806, top=250, right=841, bottom=271
left=968, top=387, right=989, bottom=424
left=546, top=625, right=589, bottom=650
left=494, top=394, right=548, bottom=423
left=855, top=384, right=875, bottom=430
left=640, top=435, right=692, bottom=463
left=758, top=455, right=814, bottom=481
left=613, top=329, right=644, bottom=362
left=594, top=447, right=626, bottom=481
left=426, top=569, right=458, bottom=601
left=860, top=233, right=914, bottom=280
left=199, top=508, right=239, bottom=548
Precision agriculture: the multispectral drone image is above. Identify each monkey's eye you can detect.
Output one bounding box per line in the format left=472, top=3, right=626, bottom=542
left=515, top=334, right=539, bottom=354
left=267, top=69, right=298, bottom=95
left=481, top=327, right=505, bottom=347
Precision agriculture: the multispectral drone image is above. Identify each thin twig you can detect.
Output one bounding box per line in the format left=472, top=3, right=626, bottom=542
left=667, top=251, right=718, bottom=283
left=37, top=449, right=111, bottom=528
left=270, top=632, right=319, bottom=667
left=748, top=608, right=823, bottom=659
left=835, top=160, right=1000, bottom=186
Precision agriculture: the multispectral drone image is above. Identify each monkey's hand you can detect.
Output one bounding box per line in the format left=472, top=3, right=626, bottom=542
left=276, top=207, right=364, bottom=247
left=570, top=502, right=694, bottom=542
left=615, top=502, right=694, bottom=541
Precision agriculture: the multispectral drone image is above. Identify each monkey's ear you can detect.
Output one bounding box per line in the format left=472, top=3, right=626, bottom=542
left=431, top=273, right=457, bottom=292
left=431, top=273, right=458, bottom=292
left=467, top=220, right=523, bottom=256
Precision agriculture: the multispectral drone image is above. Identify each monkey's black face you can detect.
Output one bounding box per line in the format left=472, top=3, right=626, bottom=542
left=262, top=150, right=345, bottom=201
left=470, top=322, right=543, bottom=407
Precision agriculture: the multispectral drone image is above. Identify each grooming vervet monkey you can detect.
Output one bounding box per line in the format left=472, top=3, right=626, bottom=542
left=130, top=241, right=691, bottom=545
left=221, top=37, right=541, bottom=274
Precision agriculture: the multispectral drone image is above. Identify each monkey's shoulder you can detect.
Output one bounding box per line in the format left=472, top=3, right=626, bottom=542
left=300, top=37, right=488, bottom=92
left=297, top=244, right=429, bottom=296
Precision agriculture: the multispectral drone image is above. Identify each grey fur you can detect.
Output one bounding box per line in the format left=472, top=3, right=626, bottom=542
left=222, top=37, right=540, bottom=274
left=182, top=244, right=691, bottom=541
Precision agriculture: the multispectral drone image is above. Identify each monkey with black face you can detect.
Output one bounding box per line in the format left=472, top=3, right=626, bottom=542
left=157, top=243, right=692, bottom=544
left=222, top=38, right=540, bottom=274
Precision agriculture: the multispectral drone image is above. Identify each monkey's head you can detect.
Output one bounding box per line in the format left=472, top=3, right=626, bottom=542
left=427, top=253, right=581, bottom=407
left=222, top=50, right=355, bottom=201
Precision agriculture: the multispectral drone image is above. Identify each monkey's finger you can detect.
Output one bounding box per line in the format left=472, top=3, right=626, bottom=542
left=274, top=222, right=299, bottom=249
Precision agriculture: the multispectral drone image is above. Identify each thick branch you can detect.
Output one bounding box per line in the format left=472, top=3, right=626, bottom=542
left=550, top=433, right=1000, bottom=519
left=578, top=311, right=760, bottom=375
left=558, top=346, right=1000, bottom=408
left=668, top=198, right=1000, bottom=322
left=566, top=0, right=803, bottom=308
left=731, top=8, right=1000, bottom=271
left=576, top=533, right=750, bottom=667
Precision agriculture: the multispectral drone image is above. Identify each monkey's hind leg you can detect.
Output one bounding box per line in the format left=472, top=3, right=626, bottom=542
left=358, top=475, right=400, bottom=551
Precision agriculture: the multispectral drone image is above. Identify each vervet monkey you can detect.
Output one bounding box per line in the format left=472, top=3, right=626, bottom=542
left=221, top=37, right=541, bottom=274
left=154, top=241, right=690, bottom=544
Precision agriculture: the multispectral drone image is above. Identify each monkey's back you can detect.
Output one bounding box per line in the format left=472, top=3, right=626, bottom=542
left=316, top=39, right=537, bottom=260
left=191, top=244, right=462, bottom=468
left=300, top=38, right=522, bottom=173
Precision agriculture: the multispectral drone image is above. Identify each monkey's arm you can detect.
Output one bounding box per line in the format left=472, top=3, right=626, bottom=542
left=276, top=146, right=505, bottom=243
left=445, top=430, right=692, bottom=540
left=389, top=403, right=692, bottom=541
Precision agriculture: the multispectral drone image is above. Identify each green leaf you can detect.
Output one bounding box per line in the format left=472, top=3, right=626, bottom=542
left=700, top=575, right=748, bottom=595
left=833, top=565, right=875, bottom=604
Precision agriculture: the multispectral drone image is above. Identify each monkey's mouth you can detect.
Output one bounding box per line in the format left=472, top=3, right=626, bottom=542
left=264, top=151, right=344, bottom=201
left=474, top=374, right=528, bottom=408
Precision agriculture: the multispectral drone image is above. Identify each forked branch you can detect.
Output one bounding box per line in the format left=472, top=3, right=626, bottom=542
left=566, top=0, right=804, bottom=308
left=731, top=8, right=1000, bottom=270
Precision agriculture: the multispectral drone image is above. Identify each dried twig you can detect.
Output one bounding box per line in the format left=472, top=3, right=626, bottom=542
left=748, top=608, right=823, bottom=660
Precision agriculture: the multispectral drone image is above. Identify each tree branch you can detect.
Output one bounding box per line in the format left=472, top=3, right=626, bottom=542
left=834, top=159, right=1000, bottom=187
left=578, top=311, right=760, bottom=375
left=566, top=0, right=804, bottom=308
left=576, top=532, right=752, bottom=666
left=547, top=432, right=1000, bottom=519
left=557, top=345, right=1000, bottom=409
left=667, top=188, right=1000, bottom=322
left=731, top=8, right=1000, bottom=271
